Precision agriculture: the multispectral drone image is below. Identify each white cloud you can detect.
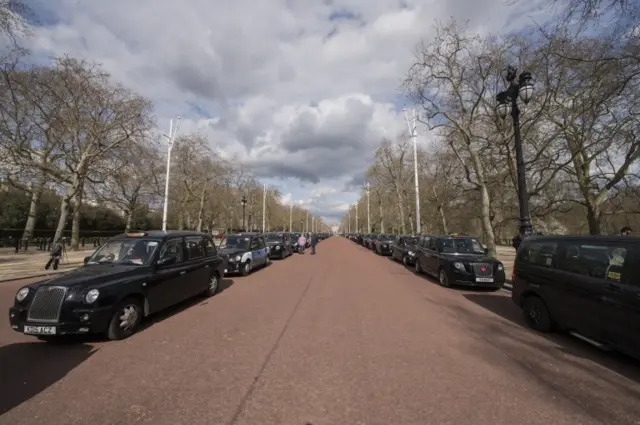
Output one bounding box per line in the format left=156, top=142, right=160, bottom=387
left=21, top=0, right=550, bottom=224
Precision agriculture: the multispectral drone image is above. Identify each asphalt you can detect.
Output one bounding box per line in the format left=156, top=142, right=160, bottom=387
left=1, top=237, right=639, bottom=425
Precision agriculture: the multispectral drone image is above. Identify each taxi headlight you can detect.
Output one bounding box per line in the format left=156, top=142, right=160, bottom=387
left=16, top=287, right=30, bottom=302
left=85, top=289, right=100, bottom=304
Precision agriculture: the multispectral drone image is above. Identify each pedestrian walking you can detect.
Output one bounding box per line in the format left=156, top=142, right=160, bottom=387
left=45, top=239, right=64, bottom=271
left=297, top=234, right=306, bottom=254
left=310, top=233, right=318, bottom=255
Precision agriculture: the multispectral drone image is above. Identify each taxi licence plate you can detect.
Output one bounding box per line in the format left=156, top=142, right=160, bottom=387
left=24, top=325, right=57, bottom=335
left=476, top=277, right=494, bottom=283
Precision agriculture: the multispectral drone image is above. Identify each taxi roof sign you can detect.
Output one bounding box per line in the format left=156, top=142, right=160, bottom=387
left=126, top=232, right=147, bottom=237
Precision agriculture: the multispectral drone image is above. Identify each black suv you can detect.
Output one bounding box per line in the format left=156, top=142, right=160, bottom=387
left=9, top=231, right=225, bottom=341
left=512, top=235, right=640, bottom=360
left=414, top=235, right=505, bottom=289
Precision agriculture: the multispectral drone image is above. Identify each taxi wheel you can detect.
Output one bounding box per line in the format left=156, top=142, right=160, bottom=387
left=242, top=260, right=251, bottom=276
left=522, top=296, right=553, bottom=332
left=415, top=260, right=422, bottom=274
left=204, top=272, right=220, bottom=297
left=403, top=256, right=409, bottom=266
left=107, top=298, right=142, bottom=340
left=438, top=269, right=451, bottom=287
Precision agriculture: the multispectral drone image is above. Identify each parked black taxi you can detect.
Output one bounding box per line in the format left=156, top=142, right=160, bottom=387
left=414, top=235, right=505, bottom=289
left=265, top=232, right=292, bottom=259
left=512, top=235, right=640, bottom=360
left=391, top=235, right=420, bottom=266
left=374, top=234, right=397, bottom=255
left=9, top=231, right=225, bottom=341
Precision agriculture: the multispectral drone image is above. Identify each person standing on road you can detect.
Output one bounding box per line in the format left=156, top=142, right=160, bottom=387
left=45, top=239, right=63, bottom=270
left=297, top=234, right=306, bottom=254
left=310, top=233, right=318, bottom=255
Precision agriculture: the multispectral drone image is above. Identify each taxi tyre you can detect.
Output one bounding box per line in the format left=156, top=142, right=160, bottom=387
left=415, top=259, right=422, bottom=274
left=204, top=271, right=221, bottom=297
left=522, top=295, right=553, bottom=333
left=107, top=297, right=143, bottom=340
left=403, top=255, right=409, bottom=266
left=242, top=260, right=252, bottom=276
left=438, top=268, right=451, bottom=288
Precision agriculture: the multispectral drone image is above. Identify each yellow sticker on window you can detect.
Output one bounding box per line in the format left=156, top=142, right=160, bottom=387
left=607, top=271, right=621, bottom=281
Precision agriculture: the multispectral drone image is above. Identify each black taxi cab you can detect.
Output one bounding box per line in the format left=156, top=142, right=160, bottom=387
left=414, top=234, right=505, bottom=289
left=9, top=231, right=225, bottom=341
left=512, top=235, right=640, bottom=360
left=265, top=232, right=292, bottom=259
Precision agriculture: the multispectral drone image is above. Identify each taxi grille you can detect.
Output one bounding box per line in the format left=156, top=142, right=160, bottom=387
left=27, top=286, right=67, bottom=323
left=471, top=263, right=493, bottom=277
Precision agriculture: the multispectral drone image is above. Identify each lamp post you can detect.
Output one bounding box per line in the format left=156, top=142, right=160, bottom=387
left=496, top=65, right=535, bottom=237
left=355, top=203, right=359, bottom=233
left=241, top=196, right=247, bottom=231
left=289, top=203, right=293, bottom=232
left=403, top=108, right=421, bottom=235
left=161, top=116, right=181, bottom=231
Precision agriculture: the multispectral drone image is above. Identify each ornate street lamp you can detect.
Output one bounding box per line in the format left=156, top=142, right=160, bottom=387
left=241, top=196, right=247, bottom=231
left=496, top=66, right=534, bottom=237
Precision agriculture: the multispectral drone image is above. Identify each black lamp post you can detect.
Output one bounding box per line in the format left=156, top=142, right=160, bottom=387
left=496, top=66, right=534, bottom=237
left=241, top=196, right=247, bottom=231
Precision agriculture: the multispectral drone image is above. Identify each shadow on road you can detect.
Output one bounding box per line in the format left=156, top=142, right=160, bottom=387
left=218, top=278, right=234, bottom=293
left=141, top=278, right=235, bottom=331
left=0, top=342, right=96, bottom=415
left=463, top=293, right=640, bottom=388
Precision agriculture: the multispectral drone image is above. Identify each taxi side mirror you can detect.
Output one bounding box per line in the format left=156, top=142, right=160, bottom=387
left=83, top=256, right=91, bottom=265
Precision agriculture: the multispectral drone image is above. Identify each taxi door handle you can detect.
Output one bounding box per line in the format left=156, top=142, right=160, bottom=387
left=180, top=271, right=186, bottom=275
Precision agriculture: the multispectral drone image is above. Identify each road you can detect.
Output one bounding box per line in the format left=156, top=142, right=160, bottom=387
left=1, top=237, right=640, bottom=425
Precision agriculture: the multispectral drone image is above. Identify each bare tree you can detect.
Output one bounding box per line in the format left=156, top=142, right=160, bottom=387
left=404, top=20, right=506, bottom=255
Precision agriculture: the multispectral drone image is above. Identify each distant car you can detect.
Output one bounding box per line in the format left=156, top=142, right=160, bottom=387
left=219, top=233, right=270, bottom=276
left=9, top=231, right=225, bottom=341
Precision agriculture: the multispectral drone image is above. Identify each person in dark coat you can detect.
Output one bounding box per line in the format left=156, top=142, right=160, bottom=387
left=620, top=226, right=633, bottom=236
left=45, top=239, right=64, bottom=270
left=512, top=233, right=523, bottom=251
left=310, top=233, right=318, bottom=255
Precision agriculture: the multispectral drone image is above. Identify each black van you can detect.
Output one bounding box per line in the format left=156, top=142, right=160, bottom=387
left=511, top=235, right=640, bottom=360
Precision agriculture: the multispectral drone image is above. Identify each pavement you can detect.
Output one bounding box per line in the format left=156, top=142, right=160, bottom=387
left=0, top=248, right=96, bottom=283
left=1, top=237, right=640, bottom=424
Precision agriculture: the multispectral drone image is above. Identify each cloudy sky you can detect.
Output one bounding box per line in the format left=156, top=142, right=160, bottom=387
left=20, top=0, right=550, bottom=224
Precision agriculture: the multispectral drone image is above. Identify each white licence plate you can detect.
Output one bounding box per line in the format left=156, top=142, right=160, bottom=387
left=476, top=277, right=494, bottom=283
left=24, top=325, right=57, bottom=335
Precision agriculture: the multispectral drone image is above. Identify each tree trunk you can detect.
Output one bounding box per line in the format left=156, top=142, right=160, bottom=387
left=468, top=149, right=497, bottom=257
left=53, top=172, right=85, bottom=244
left=437, top=203, right=448, bottom=234
left=395, top=186, right=406, bottom=234
left=21, top=176, right=46, bottom=240
left=196, top=185, right=207, bottom=232
left=124, top=209, right=134, bottom=233
left=71, top=180, right=85, bottom=250
left=53, top=195, right=71, bottom=244
left=586, top=203, right=602, bottom=235
left=378, top=200, right=384, bottom=233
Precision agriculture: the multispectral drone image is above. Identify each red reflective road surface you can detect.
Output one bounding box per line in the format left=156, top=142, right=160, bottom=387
left=1, top=237, right=640, bottom=425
